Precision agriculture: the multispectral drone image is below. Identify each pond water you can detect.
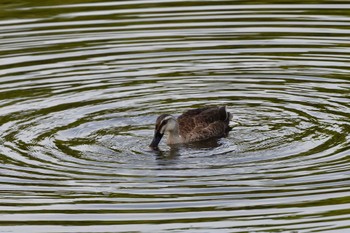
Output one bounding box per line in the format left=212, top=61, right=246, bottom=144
left=0, top=0, right=350, bottom=232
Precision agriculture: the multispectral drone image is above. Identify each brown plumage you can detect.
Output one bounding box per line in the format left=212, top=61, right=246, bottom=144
left=149, top=106, right=232, bottom=148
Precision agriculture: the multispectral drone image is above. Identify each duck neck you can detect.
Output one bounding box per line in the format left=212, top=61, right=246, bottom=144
left=166, top=124, right=182, bottom=145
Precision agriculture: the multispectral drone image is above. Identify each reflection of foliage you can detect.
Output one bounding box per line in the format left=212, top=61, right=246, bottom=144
left=2, top=0, right=350, bottom=20
left=0, top=0, right=98, bottom=19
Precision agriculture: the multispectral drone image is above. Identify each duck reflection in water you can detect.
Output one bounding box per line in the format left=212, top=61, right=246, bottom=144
left=152, top=138, right=225, bottom=165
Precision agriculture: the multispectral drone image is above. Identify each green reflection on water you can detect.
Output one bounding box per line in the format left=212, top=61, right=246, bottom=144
left=0, top=0, right=349, bottom=232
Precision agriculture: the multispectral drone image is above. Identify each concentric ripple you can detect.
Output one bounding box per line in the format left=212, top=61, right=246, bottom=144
left=0, top=0, right=349, bottom=232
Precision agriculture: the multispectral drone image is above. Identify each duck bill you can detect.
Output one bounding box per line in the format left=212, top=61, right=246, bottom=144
left=149, top=131, right=164, bottom=149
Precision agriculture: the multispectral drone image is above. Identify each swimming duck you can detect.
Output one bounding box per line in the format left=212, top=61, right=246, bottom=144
left=149, top=106, right=232, bottom=149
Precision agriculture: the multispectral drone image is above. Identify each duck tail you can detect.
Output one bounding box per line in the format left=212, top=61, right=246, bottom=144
left=222, top=106, right=232, bottom=122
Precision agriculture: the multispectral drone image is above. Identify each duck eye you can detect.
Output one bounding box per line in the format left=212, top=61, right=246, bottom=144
left=156, top=119, right=168, bottom=131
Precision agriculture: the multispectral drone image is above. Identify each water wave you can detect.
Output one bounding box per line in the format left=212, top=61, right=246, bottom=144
left=0, top=1, right=349, bottom=232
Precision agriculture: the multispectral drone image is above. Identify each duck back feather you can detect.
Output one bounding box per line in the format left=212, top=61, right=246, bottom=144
left=178, top=106, right=231, bottom=143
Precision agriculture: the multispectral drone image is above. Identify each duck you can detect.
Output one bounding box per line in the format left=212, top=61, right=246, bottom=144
left=149, top=106, right=232, bottom=149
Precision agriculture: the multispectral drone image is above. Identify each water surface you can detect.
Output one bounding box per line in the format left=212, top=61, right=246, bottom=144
left=0, top=0, right=349, bottom=232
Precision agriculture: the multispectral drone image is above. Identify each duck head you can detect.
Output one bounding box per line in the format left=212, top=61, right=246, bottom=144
left=149, top=114, right=177, bottom=149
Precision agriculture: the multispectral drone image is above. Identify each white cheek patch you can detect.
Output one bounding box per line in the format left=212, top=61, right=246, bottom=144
left=159, top=116, right=174, bottom=134
left=160, top=125, right=166, bottom=134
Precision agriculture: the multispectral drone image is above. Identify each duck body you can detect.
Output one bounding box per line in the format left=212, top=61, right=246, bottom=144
left=150, top=106, right=232, bottom=149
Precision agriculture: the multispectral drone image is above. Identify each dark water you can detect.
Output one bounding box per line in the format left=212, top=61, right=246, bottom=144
left=0, top=0, right=350, bottom=232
